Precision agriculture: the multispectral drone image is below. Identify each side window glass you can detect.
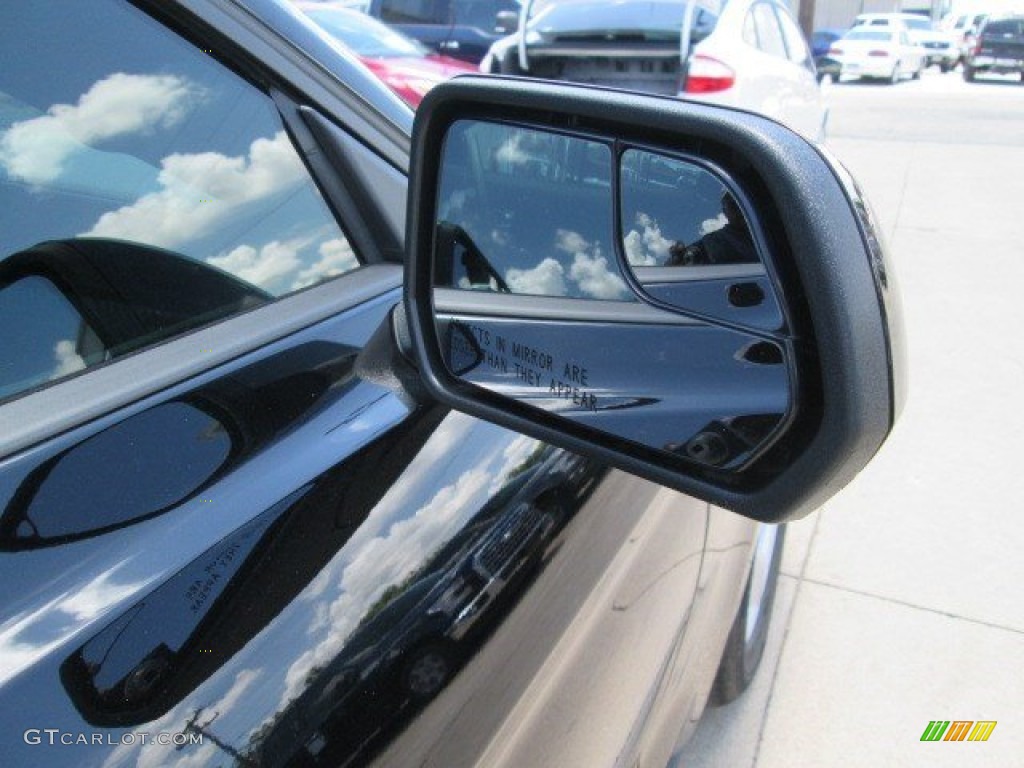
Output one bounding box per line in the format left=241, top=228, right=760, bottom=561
left=453, top=0, right=519, bottom=30
left=380, top=0, right=446, bottom=24
left=775, top=7, right=812, bottom=67
left=0, top=0, right=358, bottom=401
left=743, top=11, right=759, bottom=47
left=752, top=3, right=787, bottom=58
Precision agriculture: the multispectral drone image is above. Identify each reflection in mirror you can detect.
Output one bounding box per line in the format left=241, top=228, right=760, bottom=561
left=620, top=149, right=785, bottom=332
left=0, top=341, right=356, bottom=550
left=435, top=314, right=790, bottom=470
left=436, top=120, right=636, bottom=302
left=0, top=276, right=107, bottom=400
left=0, top=402, right=232, bottom=548
left=0, top=239, right=271, bottom=402
left=432, top=126, right=795, bottom=471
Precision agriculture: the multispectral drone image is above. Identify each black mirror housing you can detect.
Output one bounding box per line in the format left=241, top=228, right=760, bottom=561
left=404, top=76, right=905, bottom=523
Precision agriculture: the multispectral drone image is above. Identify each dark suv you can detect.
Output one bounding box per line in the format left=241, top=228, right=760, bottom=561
left=963, top=15, right=1024, bottom=82
left=368, top=0, right=520, bottom=64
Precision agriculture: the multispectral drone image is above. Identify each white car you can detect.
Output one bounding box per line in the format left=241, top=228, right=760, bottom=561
left=831, top=26, right=926, bottom=83
left=854, top=12, right=958, bottom=71
left=943, top=11, right=989, bottom=63
left=480, top=0, right=826, bottom=141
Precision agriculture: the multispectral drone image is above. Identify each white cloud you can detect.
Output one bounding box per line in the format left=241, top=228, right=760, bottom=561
left=556, top=229, right=589, bottom=255
left=701, top=212, right=728, bottom=235
left=495, top=133, right=530, bottom=166
left=212, top=668, right=263, bottom=716
left=50, top=340, right=86, bottom=380
left=623, top=213, right=672, bottom=267
left=291, top=238, right=358, bottom=290
left=570, top=249, right=628, bottom=300
left=83, top=131, right=307, bottom=250
left=0, top=564, right=141, bottom=686
left=0, top=73, right=197, bottom=185
left=279, top=466, right=492, bottom=705
left=507, top=229, right=629, bottom=300
left=207, top=239, right=306, bottom=290
left=554, top=229, right=629, bottom=300
left=489, top=435, right=540, bottom=495
left=505, top=257, right=567, bottom=296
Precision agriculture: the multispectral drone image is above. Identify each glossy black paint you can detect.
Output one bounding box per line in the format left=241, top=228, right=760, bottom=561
left=0, top=283, right=725, bottom=767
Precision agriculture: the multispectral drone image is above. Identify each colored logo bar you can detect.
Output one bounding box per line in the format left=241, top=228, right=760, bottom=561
left=921, top=721, right=997, bottom=742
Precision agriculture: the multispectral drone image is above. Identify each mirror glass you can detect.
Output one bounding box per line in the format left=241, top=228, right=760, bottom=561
left=436, top=121, right=635, bottom=302
left=431, top=120, right=793, bottom=470
left=0, top=276, right=107, bottom=401
left=620, top=148, right=785, bottom=332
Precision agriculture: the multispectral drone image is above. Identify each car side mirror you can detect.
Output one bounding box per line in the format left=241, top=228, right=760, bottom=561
left=404, top=77, right=906, bottom=523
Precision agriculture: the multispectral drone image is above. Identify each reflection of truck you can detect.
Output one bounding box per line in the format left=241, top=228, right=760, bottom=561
left=257, top=446, right=604, bottom=767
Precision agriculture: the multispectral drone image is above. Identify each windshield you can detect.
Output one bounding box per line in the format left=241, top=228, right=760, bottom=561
left=305, top=7, right=428, bottom=57
left=903, top=18, right=931, bottom=31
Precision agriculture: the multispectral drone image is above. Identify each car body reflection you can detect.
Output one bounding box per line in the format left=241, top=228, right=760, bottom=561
left=57, top=396, right=604, bottom=766
left=241, top=446, right=603, bottom=767
left=0, top=238, right=270, bottom=401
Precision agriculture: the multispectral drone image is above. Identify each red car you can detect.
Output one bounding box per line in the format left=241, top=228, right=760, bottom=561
left=298, top=2, right=477, bottom=107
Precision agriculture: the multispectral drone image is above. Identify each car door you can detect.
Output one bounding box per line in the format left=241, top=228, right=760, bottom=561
left=0, top=2, right=725, bottom=767
left=898, top=28, right=924, bottom=73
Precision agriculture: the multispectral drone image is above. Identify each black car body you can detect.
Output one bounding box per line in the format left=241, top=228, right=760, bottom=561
left=367, top=0, right=520, bottom=64
left=0, top=1, right=902, bottom=767
left=963, top=15, right=1024, bottom=82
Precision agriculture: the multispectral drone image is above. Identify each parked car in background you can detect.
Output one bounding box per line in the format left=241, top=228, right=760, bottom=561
left=0, top=1, right=902, bottom=767
left=962, top=14, right=1024, bottom=82
left=367, top=0, right=520, bottom=64
left=945, top=10, right=989, bottom=63
left=811, top=27, right=846, bottom=81
left=854, top=12, right=958, bottom=71
left=829, top=26, right=926, bottom=83
left=298, top=2, right=476, bottom=106
left=480, top=0, right=826, bottom=141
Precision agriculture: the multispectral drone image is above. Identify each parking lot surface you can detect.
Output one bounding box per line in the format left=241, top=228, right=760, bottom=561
left=675, top=69, right=1024, bottom=767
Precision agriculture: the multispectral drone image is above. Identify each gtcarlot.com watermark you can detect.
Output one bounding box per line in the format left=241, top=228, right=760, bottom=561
left=24, top=729, right=203, bottom=747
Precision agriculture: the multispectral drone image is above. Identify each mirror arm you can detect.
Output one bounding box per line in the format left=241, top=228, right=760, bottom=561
left=355, top=304, right=434, bottom=409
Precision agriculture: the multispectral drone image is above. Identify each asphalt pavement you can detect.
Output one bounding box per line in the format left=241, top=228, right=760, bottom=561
left=674, top=68, right=1024, bottom=767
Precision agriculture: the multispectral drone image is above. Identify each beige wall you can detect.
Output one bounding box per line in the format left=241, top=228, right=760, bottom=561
left=797, top=0, right=939, bottom=31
